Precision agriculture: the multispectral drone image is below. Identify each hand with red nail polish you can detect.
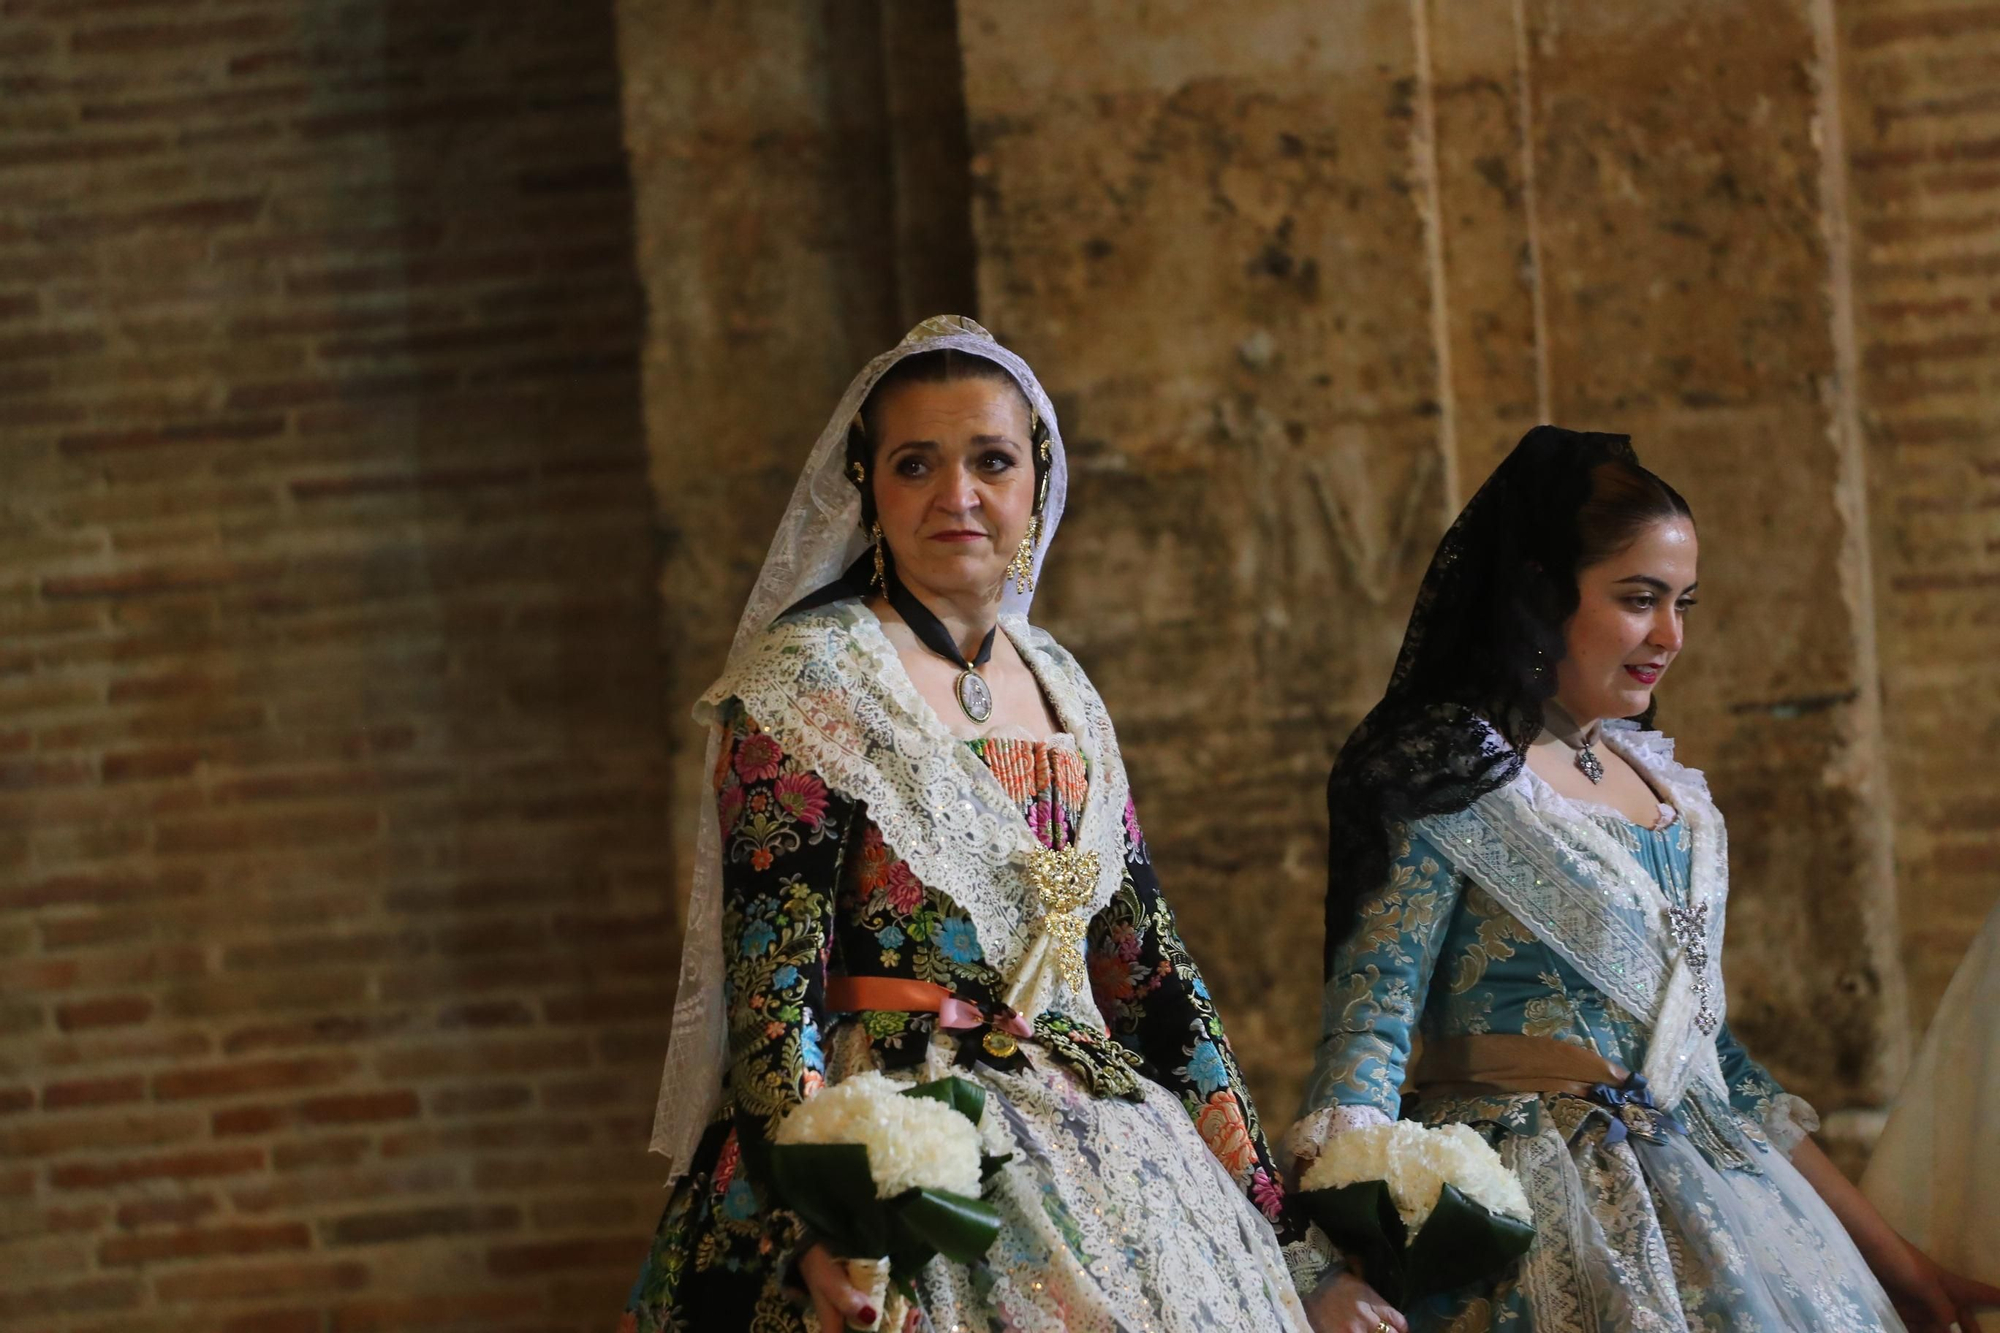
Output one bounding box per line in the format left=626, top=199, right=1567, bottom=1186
left=800, top=1243, right=879, bottom=1331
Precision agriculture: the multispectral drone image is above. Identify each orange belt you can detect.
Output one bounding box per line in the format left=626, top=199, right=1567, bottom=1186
left=1415, top=1033, right=1631, bottom=1099
left=1415, top=1033, right=1681, bottom=1146
left=826, top=976, right=957, bottom=1015
left=824, top=975, right=1033, bottom=1057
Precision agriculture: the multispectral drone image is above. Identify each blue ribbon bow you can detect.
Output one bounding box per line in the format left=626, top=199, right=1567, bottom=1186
left=1588, top=1073, right=1686, bottom=1146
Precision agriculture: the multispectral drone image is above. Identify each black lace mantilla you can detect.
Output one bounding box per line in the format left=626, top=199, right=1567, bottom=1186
left=1323, top=425, right=1657, bottom=966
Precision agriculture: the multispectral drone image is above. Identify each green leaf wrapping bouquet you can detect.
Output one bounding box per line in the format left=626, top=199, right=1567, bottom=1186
left=769, top=1072, right=1008, bottom=1331
left=1297, top=1119, right=1536, bottom=1309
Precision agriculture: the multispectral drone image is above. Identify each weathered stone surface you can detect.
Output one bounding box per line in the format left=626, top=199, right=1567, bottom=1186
left=1423, top=0, right=1546, bottom=483
left=616, top=1, right=906, bottom=865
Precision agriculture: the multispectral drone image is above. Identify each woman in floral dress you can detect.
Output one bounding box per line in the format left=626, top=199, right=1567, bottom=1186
left=623, top=317, right=1360, bottom=1332
left=1296, top=427, right=1999, bottom=1332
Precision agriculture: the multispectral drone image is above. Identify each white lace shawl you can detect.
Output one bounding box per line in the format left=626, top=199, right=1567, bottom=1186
left=1417, top=720, right=1732, bottom=1109
left=650, top=317, right=1076, bottom=1178
left=702, top=600, right=1130, bottom=1009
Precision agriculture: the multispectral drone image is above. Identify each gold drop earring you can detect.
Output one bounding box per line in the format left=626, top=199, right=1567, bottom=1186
left=1008, top=516, right=1038, bottom=594
left=870, top=521, right=886, bottom=590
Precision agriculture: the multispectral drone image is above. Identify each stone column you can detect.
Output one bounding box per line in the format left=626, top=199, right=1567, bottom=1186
left=616, top=3, right=905, bottom=878
left=959, top=0, right=1452, bottom=1114
left=616, top=2, right=981, bottom=887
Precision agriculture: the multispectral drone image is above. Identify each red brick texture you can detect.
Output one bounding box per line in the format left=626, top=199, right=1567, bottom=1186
left=1842, top=4, right=2000, bottom=1029
left=0, top=3, right=669, bottom=1330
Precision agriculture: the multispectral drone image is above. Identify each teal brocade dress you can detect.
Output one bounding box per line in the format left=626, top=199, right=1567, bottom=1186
left=1299, top=763, right=1906, bottom=1332
left=624, top=707, right=1314, bottom=1332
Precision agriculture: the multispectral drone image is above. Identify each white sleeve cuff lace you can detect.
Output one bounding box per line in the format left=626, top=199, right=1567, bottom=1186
left=1766, top=1092, right=1819, bottom=1155
left=1281, top=1104, right=1394, bottom=1167
left=1284, top=1228, right=1342, bottom=1296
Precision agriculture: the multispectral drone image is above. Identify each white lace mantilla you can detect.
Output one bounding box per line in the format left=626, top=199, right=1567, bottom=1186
left=1415, top=721, right=1730, bottom=1109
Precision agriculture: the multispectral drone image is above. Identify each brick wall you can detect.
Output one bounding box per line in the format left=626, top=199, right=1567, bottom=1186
left=1843, top=0, right=2000, bottom=1033
left=0, top=4, right=667, bottom=1330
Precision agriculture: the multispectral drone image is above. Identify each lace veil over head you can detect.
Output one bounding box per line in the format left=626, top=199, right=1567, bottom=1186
left=651, top=316, right=1071, bottom=1176
left=1321, top=425, right=1652, bottom=970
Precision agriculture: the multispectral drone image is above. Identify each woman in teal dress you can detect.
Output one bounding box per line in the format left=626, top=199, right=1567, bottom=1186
left=623, top=317, right=1339, bottom=1332
left=1295, top=427, right=1999, bottom=1332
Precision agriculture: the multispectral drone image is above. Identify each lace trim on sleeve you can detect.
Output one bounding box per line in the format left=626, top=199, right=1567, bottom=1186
left=1765, top=1092, right=1819, bottom=1155
left=1284, top=1227, right=1343, bottom=1296
left=1281, top=1103, right=1393, bottom=1167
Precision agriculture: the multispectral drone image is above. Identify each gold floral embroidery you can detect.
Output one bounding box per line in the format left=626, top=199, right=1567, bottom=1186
left=1448, top=885, right=1539, bottom=995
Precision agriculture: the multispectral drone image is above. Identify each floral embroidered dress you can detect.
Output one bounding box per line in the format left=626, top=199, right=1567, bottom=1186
left=1295, top=722, right=1904, bottom=1333
left=625, top=615, right=1315, bottom=1331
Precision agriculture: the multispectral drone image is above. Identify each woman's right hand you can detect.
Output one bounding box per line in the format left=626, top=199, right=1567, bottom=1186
left=798, top=1243, right=878, bottom=1332
left=1303, top=1269, right=1408, bottom=1333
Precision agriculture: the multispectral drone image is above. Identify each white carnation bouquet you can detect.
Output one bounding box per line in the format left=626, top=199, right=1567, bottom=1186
left=1298, top=1119, right=1534, bottom=1305
left=770, top=1072, right=1006, bottom=1331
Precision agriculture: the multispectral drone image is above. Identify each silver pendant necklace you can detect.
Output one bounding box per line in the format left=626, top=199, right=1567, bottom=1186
left=1543, top=700, right=1606, bottom=784
left=882, top=567, right=997, bottom=725
left=954, top=668, right=993, bottom=725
